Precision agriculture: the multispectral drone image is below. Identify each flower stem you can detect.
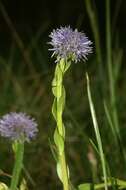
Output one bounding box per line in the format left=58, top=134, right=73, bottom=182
left=10, top=142, right=24, bottom=190
left=59, top=152, right=69, bottom=190
left=57, top=83, right=69, bottom=190
left=52, top=59, right=70, bottom=190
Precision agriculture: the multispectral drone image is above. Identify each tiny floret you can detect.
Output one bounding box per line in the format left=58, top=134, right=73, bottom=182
left=49, top=26, right=92, bottom=62
left=0, top=112, right=38, bottom=142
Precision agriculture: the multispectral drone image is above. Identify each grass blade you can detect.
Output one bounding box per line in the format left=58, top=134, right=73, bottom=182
left=86, top=73, right=108, bottom=190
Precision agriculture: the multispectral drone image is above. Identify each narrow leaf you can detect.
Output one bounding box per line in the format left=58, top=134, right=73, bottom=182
left=52, top=98, right=57, bottom=120
left=56, top=162, right=63, bottom=182
left=78, top=183, right=91, bottom=190
left=54, top=128, right=64, bottom=155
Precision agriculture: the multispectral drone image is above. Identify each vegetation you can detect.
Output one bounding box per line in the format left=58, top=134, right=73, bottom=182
left=0, top=0, right=125, bottom=189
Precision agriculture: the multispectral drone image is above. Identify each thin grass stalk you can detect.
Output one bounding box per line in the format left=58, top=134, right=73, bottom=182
left=105, top=0, right=126, bottom=168
left=86, top=73, right=108, bottom=190
left=106, top=0, right=120, bottom=138
left=85, top=0, right=102, bottom=65
left=85, top=0, right=104, bottom=98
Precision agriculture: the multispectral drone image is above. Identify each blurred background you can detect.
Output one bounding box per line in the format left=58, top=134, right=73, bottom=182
left=0, top=0, right=126, bottom=189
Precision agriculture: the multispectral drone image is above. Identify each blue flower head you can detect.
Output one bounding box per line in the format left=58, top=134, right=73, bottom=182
left=0, top=112, right=38, bottom=142
left=49, top=26, right=92, bottom=62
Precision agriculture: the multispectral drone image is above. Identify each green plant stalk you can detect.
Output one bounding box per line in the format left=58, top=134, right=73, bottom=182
left=85, top=0, right=102, bottom=65
left=86, top=73, right=108, bottom=190
left=10, top=142, right=24, bottom=190
left=85, top=0, right=104, bottom=98
left=57, top=88, right=69, bottom=190
left=59, top=152, right=69, bottom=190
left=52, top=59, right=70, bottom=190
left=106, top=0, right=126, bottom=168
left=106, top=0, right=120, bottom=137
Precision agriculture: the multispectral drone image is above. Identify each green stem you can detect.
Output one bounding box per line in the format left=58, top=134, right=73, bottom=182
left=85, top=0, right=102, bottom=65
left=52, top=59, right=70, bottom=190
left=85, top=0, right=104, bottom=99
left=56, top=61, right=69, bottom=190
left=59, top=152, right=69, bottom=190
left=86, top=74, right=108, bottom=190
left=10, top=142, right=24, bottom=190
left=106, top=0, right=120, bottom=137
left=106, top=0, right=126, bottom=169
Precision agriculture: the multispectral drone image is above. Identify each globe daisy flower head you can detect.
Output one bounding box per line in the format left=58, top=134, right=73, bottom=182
left=0, top=112, right=38, bottom=142
left=49, top=26, right=92, bottom=62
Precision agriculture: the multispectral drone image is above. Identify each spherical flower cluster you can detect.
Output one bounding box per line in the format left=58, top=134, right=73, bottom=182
left=49, top=26, right=92, bottom=62
left=0, top=112, right=38, bottom=142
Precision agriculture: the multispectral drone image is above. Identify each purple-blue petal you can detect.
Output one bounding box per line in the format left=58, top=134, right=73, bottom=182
left=0, top=112, right=38, bottom=142
left=49, top=26, right=92, bottom=62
